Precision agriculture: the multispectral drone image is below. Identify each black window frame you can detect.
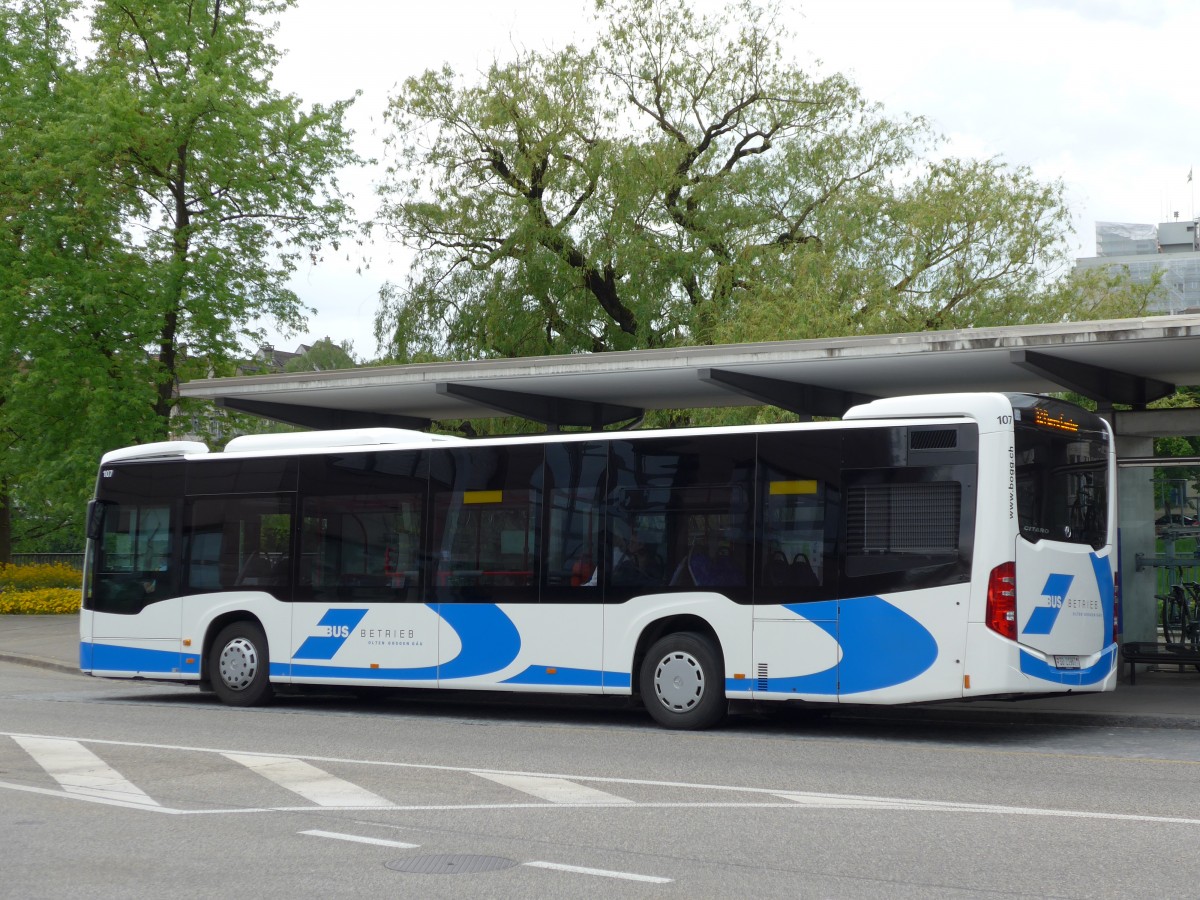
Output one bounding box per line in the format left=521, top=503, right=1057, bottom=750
left=294, top=450, right=428, bottom=604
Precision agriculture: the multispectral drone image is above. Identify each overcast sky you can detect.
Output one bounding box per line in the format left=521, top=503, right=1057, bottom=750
left=262, top=0, right=1200, bottom=359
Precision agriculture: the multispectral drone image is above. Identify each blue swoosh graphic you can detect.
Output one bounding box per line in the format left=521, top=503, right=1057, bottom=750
left=502, top=665, right=609, bottom=687
left=287, top=604, right=522, bottom=682
left=434, top=603, right=523, bottom=680
left=765, top=597, right=939, bottom=696
left=1020, top=552, right=1116, bottom=686
left=1090, top=552, right=1114, bottom=640
left=82, top=642, right=199, bottom=675
left=836, top=596, right=939, bottom=694
left=1020, top=644, right=1116, bottom=685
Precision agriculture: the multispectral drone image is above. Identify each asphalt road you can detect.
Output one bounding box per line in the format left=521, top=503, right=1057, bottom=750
left=4, top=662, right=1200, bottom=899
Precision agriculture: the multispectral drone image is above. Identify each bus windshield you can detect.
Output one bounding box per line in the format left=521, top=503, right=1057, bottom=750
left=1013, top=401, right=1109, bottom=550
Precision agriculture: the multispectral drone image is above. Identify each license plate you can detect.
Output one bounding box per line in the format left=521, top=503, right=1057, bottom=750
left=1054, top=655, right=1080, bottom=669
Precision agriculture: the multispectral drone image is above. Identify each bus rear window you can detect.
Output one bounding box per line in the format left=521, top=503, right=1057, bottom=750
left=1014, top=420, right=1108, bottom=549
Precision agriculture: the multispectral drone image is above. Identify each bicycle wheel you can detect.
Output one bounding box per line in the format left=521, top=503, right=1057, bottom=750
left=1183, top=583, right=1200, bottom=669
left=1161, top=585, right=1186, bottom=646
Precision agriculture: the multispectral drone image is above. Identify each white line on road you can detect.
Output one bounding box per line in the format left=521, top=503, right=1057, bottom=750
left=300, top=830, right=420, bottom=849
left=223, top=753, right=392, bottom=807
left=524, top=861, right=672, bottom=884
left=13, top=736, right=159, bottom=806
left=473, top=771, right=634, bottom=805
left=8, top=732, right=1200, bottom=827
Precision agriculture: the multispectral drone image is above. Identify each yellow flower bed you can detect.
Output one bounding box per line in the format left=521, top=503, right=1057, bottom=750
left=0, top=562, right=81, bottom=591
left=0, top=587, right=82, bottom=615
left=0, top=565, right=82, bottom=614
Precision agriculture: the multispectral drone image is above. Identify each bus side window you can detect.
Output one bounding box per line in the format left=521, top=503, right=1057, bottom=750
left=606, top=434, right=755, bottom=602
left=756, top=431, right=842, bottom=602
left=185, top=495, right=293, bottom=596
left=298, top=493, right=422, bottom=602
left=428, top=445, right=543, bottom=604
left=543, top=442, right=606, bottom=599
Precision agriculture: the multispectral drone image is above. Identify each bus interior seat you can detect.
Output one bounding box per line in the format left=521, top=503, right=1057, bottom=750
left=236, top=552, right=276, bottom=586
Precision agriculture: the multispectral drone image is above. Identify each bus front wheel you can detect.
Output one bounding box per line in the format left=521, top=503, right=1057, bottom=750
left=639, top=632, right=726, bottom=730
left=209, top=621, right=274, bottom=707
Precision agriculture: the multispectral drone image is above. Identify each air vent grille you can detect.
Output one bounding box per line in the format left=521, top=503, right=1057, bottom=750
left=910, top=429, right=957, bottom=451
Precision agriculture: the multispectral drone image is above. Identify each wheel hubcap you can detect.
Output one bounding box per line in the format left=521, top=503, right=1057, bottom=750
left=218, top=637, right=259, bottom=691
left=654, top=651, right=704, bottom=711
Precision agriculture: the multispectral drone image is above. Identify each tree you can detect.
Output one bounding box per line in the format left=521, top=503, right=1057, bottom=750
left=0, top=0, right=361, bottom=559
left=0, top=0, right=154, bottom=559
left=283, top=337, right=357, bottom=372
left=86, top=0, right=362, bottom=424
left=375, top=0, right=1144, bottom=363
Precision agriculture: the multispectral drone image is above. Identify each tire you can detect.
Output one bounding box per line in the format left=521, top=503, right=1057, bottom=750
left=1162, top=589, right=1185, bottom=646
left=639, top=632, right=726, bottom=730
left=209, top=621, right=274, bottom=707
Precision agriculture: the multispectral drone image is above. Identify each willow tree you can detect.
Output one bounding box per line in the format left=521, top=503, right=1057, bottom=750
left=376, top=0, right=1140, bottom=363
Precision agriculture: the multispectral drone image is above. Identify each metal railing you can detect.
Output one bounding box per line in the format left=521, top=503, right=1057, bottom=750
left=9, top=553, right=85, bottom=571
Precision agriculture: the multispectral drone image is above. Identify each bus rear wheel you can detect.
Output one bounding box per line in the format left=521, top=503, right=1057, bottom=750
left=639, top=632, right=726, bottom=730
left=209, top=622, right=274, bottom=707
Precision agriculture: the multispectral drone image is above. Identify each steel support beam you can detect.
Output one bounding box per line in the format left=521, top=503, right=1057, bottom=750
left=1009, top=349, right=1174, bottom=408
left=216, top=398, right=430, bottom=431
left=436, top=382, right=642, bottom=430
left=698, top=368, right=877, bottom=419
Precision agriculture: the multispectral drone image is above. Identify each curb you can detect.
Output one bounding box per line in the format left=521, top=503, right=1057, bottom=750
left=0, top=651, right=80, bottom=676
left=827, top=703, right=1200, bottom=730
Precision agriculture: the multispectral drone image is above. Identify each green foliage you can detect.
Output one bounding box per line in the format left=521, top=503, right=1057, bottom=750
left=284, top=337, right=358, bottom=372
left=0, top=0, right=361, bottom=556
left=374, top=0, right=1145, bottom=364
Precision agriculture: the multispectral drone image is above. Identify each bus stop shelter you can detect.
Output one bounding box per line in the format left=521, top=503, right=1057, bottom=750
left=180, top=314, right=1200, bottom=649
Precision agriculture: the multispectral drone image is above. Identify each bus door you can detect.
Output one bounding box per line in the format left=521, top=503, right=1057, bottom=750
left=85, top=461, right=185, bottom=672
left=428, top=444, right=554, bottom=690
left=290, top=453, right=439, bottom=685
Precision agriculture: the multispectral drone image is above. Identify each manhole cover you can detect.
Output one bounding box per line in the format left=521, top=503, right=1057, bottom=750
left=385, top=855, right=517, bottom=875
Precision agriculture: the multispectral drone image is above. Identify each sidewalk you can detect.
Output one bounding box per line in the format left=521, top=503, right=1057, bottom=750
left=3, top=614, right=1200, bottom=726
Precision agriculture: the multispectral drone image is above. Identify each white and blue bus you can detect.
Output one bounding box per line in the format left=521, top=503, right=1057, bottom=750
left=80, top=392, right=1117, bottom=729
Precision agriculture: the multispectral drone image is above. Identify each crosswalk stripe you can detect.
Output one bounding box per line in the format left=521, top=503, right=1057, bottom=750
left=13, top=736, right=159, bottom=806
left=524, top=861, right=672, bottom=883
left=473, top=772, right=634, bottom=805
left=223, top=753, right=392, bottom=807
left=301, top=830, right=420, bottom=849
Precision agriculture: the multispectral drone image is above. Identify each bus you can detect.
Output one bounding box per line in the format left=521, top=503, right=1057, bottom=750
left=79, top=392, right=1118, bottom=729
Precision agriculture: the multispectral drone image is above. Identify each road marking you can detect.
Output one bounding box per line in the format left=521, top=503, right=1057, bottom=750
left=13, top=736, right=159, bottom=806
left=473, top=772, right=634, bottom=805
left=524, top=860, right=672, bottom=883
left=774, top=792, right=981, bottom=812
left=8, top=732, right=1200, bottom=827
left=223, top=753, right=392, bottom=807
left=300, top=829, right=420, bottom=849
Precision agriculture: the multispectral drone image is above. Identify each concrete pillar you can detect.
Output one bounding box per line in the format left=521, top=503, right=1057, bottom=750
left=1115, top=436, right=1158, bottom=645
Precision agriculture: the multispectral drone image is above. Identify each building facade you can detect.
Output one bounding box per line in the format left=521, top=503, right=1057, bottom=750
left=1076, top=220, right=1200, bottom=314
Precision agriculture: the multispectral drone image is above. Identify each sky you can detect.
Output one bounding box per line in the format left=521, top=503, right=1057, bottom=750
left=261, top=0, right=1200, bottom=360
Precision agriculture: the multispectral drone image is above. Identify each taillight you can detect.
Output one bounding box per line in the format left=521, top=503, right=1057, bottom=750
left=986, top=561, right=1017, bottom=640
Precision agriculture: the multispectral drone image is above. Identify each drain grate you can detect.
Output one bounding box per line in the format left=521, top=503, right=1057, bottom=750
left=385, top=855, right=518, bottom=875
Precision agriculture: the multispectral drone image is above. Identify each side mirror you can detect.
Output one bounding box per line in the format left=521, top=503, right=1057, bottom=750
left=85, top=499, right=106, bottom=542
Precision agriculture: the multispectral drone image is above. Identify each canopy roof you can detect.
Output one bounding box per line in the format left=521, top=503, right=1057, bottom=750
left=179, top=316, right=1200, bottom=432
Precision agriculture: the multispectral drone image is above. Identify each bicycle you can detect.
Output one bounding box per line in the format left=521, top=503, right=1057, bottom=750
left=1159, top=582, right=1200, bottom=670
